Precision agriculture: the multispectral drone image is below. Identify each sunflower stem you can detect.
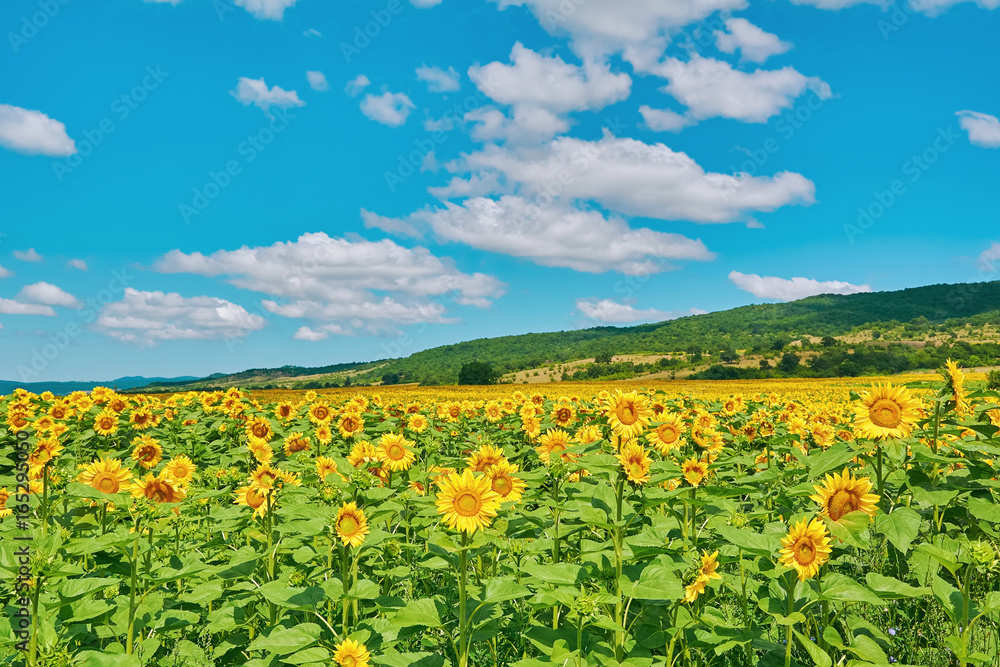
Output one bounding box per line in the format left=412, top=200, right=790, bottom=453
left=459, top=531, right=469, bottom=667
left=784, top=573, right=795, bottom=667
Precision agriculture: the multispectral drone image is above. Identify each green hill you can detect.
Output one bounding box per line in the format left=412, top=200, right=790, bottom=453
left=129, top=280, right=1000, bottom=392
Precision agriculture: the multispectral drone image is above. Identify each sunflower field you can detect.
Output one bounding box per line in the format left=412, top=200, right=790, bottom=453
left=1, top=365, right=1000, bottom=667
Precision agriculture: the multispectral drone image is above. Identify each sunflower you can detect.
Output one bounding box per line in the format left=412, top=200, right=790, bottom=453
left=551, top=402, right=576, bottom=428
left=29, top=438, right=63, bottom=467
left=246, top=416, right=273, bottom=446
left=164, top=455, right=196, bottom=488
left=335, top=501, right=370, bottom=548
left=377, top=433, right=416, bottom=472
left=0, top=488, right=11, bottom=519
left=575, top=424, right=602, bottom=445
left=93, top=409, right=119, bottom=436
left=77, top=457, right=133, bottom=494
left=778, top=517, right=832, bottom=581
left=132, top=471, right=186, bottom=505
left=484, top=460, right=526, bottom=502
left=606, top=390, right=653, bottom=439
left=315, top=424, right=334, bottom=445
left=682, top=457, right=709, bottom=487
left=347, top=441, right=378, bottom=468
left=131, top=435, right=163, bottom=470
left=407, top=413, right=429, bottom=432
left=338, top=412, right=365, bottom=439
left=249, top=462, right=282, bottom=490
left=249, top=442, right=274, bottom=465
left=129, top=407, right=154, bottom=430
left=333, top=638, right=371, bottom=667
left=535, top=429, right=576, bottom=465
left=684, top=575, right=708, bottom=604
left=943, top=359, right=971, bottom=416
left=467, top=444, right=506, bottom=473
left=699, top=550, right=722, bottom=582
left=233, top=484, right=269, bottom=517
left=316, top=456, right=338, bottom=481
left=810, top=468, right=879, bottom=522
left=616, top=442, right=652, bottom=485
left=853, top=384, right=921, bottom=440
left=274, top=401, right=296, bottom=421
left=649, top=415, right=685, bottom=454
left=283, top=433, right=311, bottom=456
left=309, top=401, right=333, bottom=425
left=435, top=470, right=502, bottom=535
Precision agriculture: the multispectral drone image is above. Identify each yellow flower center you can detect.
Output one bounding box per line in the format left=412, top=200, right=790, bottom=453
left=252, top=423, right=269, bottom=438
left=387, top=444, right=405, bottom=461
left=658, top=425, right=679, bottom=444
left=793, top=538, right=816, bottom=566
left=629, top=462, right=645, bottom=479
left=617, top=404, right=638, bottom=425
left=828, top=489, right=858, bottom=521
left=339, top=515, right=359, bottom=536
left=455, top=491, right=482, bottom=516
left=93, top=472, right=120, bottom=494
left=491, top=476, right=512, bottom=497
left=341, top=656, right=357, bottom=667
left=869, top=398, right=902, bottom=428
left=246, top=489, right=265, bottom=509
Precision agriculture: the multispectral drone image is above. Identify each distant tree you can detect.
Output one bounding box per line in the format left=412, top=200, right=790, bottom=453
left=821, top=336, right=838, bottom=347
left=720, top=349, right=739, bottom=364
left=343, top=376, right=352, bottom=387
left=381, top=372, right=401, bottom=385
left=771, top=338, right=789, bottom=351
left=759, top=359, right=771, bottom=370
left=458, top=361, right=498, bottom=385
left=989, top=370, right=1000, bottom=391
left=594, top=351, right=614, bottom=365
left=779, top=353, right=801, bottom=374
left=686, top=345, right=702, bottom=362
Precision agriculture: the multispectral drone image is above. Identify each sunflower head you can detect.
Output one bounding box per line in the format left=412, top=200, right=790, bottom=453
left=377, top=433, right=416, bottom=472
left=333, top=638, right=371, bottom=667
left=810, top=468, right=879, bottom=522
left=335, top=501, right=370, bottom=548
left=778, top=517, right=832, bottom=581
left=484, top=459, right=527, bottom=502
left=77, top=457, right=133, bottom=495
left=435, top=469, right=502, bottom=535
left=853, top=384, right=920, bottom=440
left=616, top=442, right=652, bottom=485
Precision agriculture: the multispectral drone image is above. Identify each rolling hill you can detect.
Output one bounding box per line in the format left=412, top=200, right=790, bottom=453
left=122, top=279, right=1000, bottom=392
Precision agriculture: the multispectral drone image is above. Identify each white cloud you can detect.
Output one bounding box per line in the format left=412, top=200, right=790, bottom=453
left=153, top=233, right=505, bottom=333
left=293, top=324, right=352, bottom=341
left=96, top=288, right=266, bottom=344
left=0, top=298, right=56, bottom=316
left=729, top=271, right=872, bottom=301
left=360, top=91, right=416, bottom=127
left=306, top=71, right=329, bottom=92
left=233, top=0, right=298, bottom=20
left=303, top=28, right=322, bottom=37
left=13, top=248, right=42, bottom=262
left=489, top=0, right=746, bottom=61
left=714, top=18, right=792, bottom=63
left=957, top=110, right=1000, bottom=148
left=410, top=0, right=443, bottom=5
left=576, top=299, right=702, bottom=324
left=421, top=151, right=438, bottom=172
left=789, top=0, right=999, bottom=13
left=651, top=55, right=832, bottom=124
left=362, top=196, right=714, bottom=274
left=17, top=282, right=81, bottom=308
left=230, top=77, right=305, bottom=116
left=417, top=65, right=461, bottom=92
left=469, top=43, right=631, bottom=113
left=345, top=75, right=371, bottom=97
left=436, top=132, right=815, bottom=223
left=0, top=264, right=12, bottom=278
left=978, top=242, right=1000, bottom=272
left=465, top=105, right=571, bottom=144
left=639, top=105, right=692, bottom=132
left=67, top=259, right=88, bottom=271
left=0, top=104, right=76, bottom=157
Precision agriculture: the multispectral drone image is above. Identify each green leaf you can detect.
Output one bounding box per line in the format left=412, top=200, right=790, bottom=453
left=819, top=573, right=883, bottom=606
left=391, top=598, right=443, bottom=628
left=845, top=634, right=888, bottom=665
left=620, top=564, right=683, bottom=601
left=968, top=496, right=1000, bottom=523
left=714, top=524, right=781, bottom=556
left=375, top=652, right=445, bottom=667
left=59, top=577, right=118, bottom=600
left=483, top=578, right=531, bottom=603
left=256, top=581, right=326, bottom=609
left=822, top=510, right=870, bottom=549
left=348, top=579, right=381, bottom=600
left=865, top=573, right=928, bottom=599
left=808, top=442, right=858, bottom=481
left=75, top=652, right=141, bottom=667
left=931, top=575, right=963, bottom=624
left=877, top=507, right=921, bottom=554
left=521, top=561, right=585, bottom=586
left=283, top=647, right=331, bottom=664
left=248, top=624, right=321, bottom=655
left=794, top=630, right=832, bottom=667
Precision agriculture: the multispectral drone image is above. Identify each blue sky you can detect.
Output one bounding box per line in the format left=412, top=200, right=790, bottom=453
left=1, top=0, right=999, bottom=382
